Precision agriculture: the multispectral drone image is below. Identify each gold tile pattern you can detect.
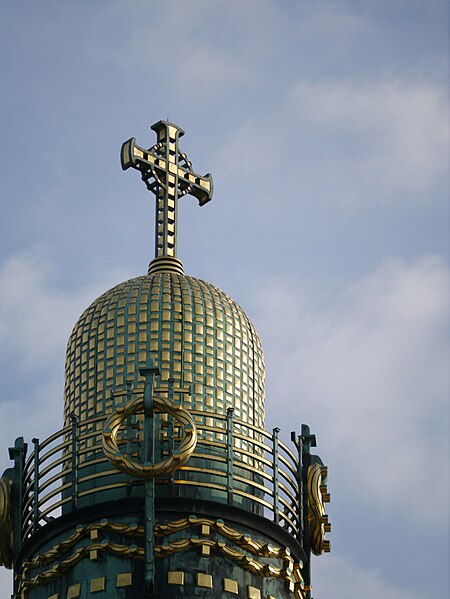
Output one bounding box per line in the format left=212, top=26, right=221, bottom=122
left=67, top=583, right=81, bottom=599
left=64, top=272, right=265, bottom=429
left=116, top=572, right=132, bottom=588
left=168, top=571, right=185, bottom=585
left=89, top=549, right=98, bottom=560
left=224, top=578, right=239, bottom=594
left=90, top=577, right=105, bottom=592
left=247, top=586, right=261, bottom=599
left=197, top=573, right=213, bottom=588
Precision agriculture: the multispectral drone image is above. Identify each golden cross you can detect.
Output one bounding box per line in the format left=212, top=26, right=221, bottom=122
left=121, top=120, right=213, bottom=262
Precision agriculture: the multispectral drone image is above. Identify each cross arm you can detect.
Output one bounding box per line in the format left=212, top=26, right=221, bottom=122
left=121, top=138, right=213, bottom=206
left=187, top=172, right=213, bottom=206
left=121, top=137, right=161, bottom=172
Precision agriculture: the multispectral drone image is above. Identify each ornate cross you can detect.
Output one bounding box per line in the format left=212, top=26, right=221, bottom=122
left=121, top=120, right=213, bottom=273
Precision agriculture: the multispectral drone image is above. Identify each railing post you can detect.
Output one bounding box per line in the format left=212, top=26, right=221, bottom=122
left=272, top=427, right=280, bottom=524
left=125, top=383, right=134, bottom=498
left=226, top=408, right=234, bottom=505
left=167, top=378, right=175, bottom=496
left=8, top=437, right=27, bottom=556
left=139, top=359, right=160, bottom=597
left=125, top=383, right=133, bottom=457
left=292, top=425, right=317, bottom=547
left=292, top=430, right=303, bottom=543
left=298, top=432, right=304, bottom=542
left=31, top=438, right=40, bottom=533
left=70, top=414, right=78, bottom=511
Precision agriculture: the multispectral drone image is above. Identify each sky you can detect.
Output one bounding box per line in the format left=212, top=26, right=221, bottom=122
left=0, top=1, right=448, bottom=597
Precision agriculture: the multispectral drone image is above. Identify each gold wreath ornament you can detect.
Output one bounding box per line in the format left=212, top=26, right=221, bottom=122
left=102, top=394, right=197, bottom=478
left=0, top=477, right=14, bottom=569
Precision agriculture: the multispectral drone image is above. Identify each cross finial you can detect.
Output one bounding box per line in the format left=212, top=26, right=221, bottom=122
left=121, top=120, right=213, bottom=275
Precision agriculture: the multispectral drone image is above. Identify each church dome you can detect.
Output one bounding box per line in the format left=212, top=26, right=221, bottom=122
left=64, top=270, right=265, bottom=429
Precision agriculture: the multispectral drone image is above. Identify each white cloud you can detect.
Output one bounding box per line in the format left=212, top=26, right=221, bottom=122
left=0, top=251, right=130, bottom=373
left=287, top=78, right=448, bottom=197
left=312, top=553, right=423, bottom=599
left=255, top=255, right=449, bottom=528
left=216, top=77, right=448, bottom=211
left=0, top=380, right=63, bottom=474
left=94, top=0, right=280, bottom=95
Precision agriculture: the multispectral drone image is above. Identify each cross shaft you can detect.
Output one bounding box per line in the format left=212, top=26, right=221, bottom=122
left=121, top=121, right=213, bottom=267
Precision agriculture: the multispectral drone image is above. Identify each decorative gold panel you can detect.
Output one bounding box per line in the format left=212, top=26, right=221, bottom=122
left=307, top=463, right=331, bottom=555
left=197, top=573, right=213, bottom=588
left=224, top=578, right=239, bottom=594
left=116, top=572, right=132, bottom=588
left=90, top=577, right=105, bottom=592
left=247, top=586, right=261, bottom=599
left=67, top=583, right=81, bottom=599
left=168, top=571, right=184, bottom=585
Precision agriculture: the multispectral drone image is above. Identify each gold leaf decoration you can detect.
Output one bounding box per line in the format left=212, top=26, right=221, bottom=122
left=306, top=464, right=331, bottom=555
left=102, top=393, right=197, bottom=478
left=0, top=477, right=14, bottom=569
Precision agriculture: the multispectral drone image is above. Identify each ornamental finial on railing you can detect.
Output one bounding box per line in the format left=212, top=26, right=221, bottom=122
left=121, top=120, right=213, bottom=275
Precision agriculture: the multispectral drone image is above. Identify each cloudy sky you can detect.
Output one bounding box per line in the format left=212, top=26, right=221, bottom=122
left=0, top=1, right=448, bottom=597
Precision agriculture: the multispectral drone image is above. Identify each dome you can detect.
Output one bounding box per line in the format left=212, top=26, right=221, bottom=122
left=64, top=271, right=265, bottom=429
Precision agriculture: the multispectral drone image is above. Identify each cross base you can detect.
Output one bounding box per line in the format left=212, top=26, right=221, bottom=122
left=148, top=255, right=184, bottom=276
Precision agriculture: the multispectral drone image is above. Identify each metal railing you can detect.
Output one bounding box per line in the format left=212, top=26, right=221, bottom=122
left=20, top=410, right=303, bottom=544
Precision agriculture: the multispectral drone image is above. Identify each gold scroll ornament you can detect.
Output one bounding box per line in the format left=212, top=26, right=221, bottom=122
left=0, top=477, right=14, bottom=569
left=102, top=394, right=197, bottom=478
left=306, top=463, right=331, bottom=555
left=19, top=517, right=306, bottom=598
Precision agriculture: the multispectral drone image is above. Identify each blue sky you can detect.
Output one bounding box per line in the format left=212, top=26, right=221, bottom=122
left=0, top=1, right=448, bottom=597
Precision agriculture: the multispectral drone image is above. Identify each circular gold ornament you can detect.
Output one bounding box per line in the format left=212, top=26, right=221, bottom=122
left=102, top=394, right=197, bottom=479
left=0, top=477, right=14, bottom=569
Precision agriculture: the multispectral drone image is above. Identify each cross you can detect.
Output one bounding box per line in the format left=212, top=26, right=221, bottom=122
left=121, top=120, right=213, bottom=266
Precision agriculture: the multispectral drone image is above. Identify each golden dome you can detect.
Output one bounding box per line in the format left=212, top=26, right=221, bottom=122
left=64, top=271, right=265, bottom=429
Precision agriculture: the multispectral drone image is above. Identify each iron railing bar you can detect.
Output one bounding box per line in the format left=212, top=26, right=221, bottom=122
left=232, top=450, right=272, bottom=469
left=77, top=481, right=129, bottom=498
left=173, top=480, right=226, bottom=492
left=178, top=466, right=227, bottom=479
left=38, top=457, right=71, bottom=481
left=37, top=496, right=72, bottom=521
left=37, top=467, right=72, bottom=495
left=77, top=468, right=125, bottom=485
left=231, top=489, right=273, bottom=511
left=278, top=482, right=300, bottom=509
left=278, top=454, right=299, bottom=482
